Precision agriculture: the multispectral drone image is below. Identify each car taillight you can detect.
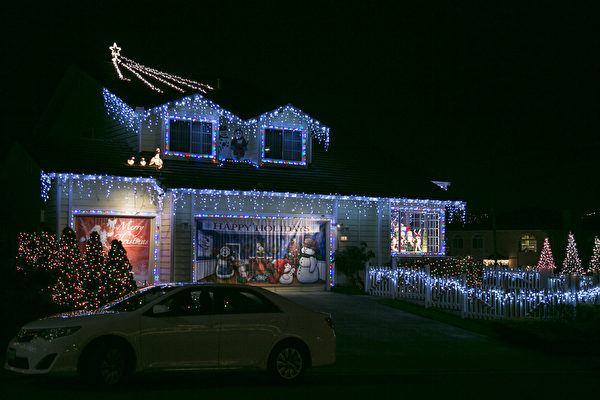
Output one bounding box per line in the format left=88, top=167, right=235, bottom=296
left=324, top=316, right=334, bottom=330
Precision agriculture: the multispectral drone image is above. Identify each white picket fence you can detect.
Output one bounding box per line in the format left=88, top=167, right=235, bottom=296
left=366, top=265, right=600, bottom=319
left=481, top=267, right=596, bottom=292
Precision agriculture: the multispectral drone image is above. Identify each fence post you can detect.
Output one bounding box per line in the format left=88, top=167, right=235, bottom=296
left=425, top=264, right=431, bottom=308
left=539, top=268, right=549, bottom=295
left=460, top=273, right=467, bottom=318
left=391, top=258, right=398, bottom=299
left=364, top=261, right=370, bottom=294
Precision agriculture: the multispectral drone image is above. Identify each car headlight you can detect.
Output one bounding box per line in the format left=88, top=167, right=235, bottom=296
left=18, top=326, right=81, bottom=342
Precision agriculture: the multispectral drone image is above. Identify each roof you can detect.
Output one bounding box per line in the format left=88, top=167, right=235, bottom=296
left=24, top=66, right=464, bottom=204
left=29, top=135, right=456, bottom=202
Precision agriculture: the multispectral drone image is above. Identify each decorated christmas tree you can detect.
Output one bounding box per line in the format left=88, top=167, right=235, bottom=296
left=16, top=231, right=58, bottom=272
left=50, top=227, right=87, bottom=310
left=536, top=238, right=556, bottom=271
left=80, top=231, right=106, bottom=309
left=588, top=236, right=600, bottom=274
left=103, top=240, right=137, bottom=303
left=15, top=231, right=59, bottom=309
left=286, top=238, right=300, bottom=267
left=562, top=232, right=584, bottom=275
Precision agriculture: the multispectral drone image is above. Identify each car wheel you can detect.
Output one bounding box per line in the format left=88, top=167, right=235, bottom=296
left=80, top=341, right=131, bottom=386
left=269, top=343, right=306, bottom=383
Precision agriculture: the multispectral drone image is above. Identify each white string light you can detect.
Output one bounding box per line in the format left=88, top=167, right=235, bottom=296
left=109, top=42, right=213, bottom=94
left=368, top=266, right=600, bottom=318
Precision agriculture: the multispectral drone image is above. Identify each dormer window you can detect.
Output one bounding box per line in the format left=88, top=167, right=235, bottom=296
left=165, top=117, right=217, bottom=159
left=261, top=126, right=307, bottom=165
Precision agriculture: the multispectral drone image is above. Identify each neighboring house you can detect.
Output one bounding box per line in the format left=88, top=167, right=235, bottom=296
left=24, top=67, right=465, bottom=290
left=446, top=229, right=550, bottom=268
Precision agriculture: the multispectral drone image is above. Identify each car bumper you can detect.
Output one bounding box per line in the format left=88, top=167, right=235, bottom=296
left=4, top=337, right=80, bottom=376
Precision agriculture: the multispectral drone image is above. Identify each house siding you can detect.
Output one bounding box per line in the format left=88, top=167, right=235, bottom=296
left=159, top=193, right=174, bottom=282
left=44, top=176, right=162, bottom=283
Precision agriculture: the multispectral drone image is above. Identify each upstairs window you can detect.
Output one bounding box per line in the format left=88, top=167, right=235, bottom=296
left=262, top=127, right=306, bottom=165
left=520, top=233, right=537, bottom=252
left=166, top=118, right=216, bottom=158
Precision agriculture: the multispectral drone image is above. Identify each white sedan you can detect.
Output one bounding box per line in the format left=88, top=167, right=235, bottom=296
left=5, top=283, right=336, bottom=385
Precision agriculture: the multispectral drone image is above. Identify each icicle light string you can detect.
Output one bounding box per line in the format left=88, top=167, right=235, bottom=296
left=42, top=172, right=465, bottom=224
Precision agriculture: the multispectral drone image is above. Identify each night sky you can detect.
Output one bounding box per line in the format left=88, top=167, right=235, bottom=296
left=3, top=2, right=599, bottom=215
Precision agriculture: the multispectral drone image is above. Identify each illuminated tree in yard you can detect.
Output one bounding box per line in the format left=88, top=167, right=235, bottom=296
left=50, top=227, right=87, bottom=309
left=103, top=240, right=137, bottom=303
left=16, top=231, right=58, bottom=272
left=537, top=238, right=556, bottom=271
left=80, top=231, right=106, bottom=309
left=15, top=229, right=138, bottom=311
left=588, top=236, right=600, bottom=274
left=562, top=232, right=584, bottom=275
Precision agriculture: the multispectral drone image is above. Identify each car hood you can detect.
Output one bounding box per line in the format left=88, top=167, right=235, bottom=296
left=23, top=309, right=127, bottom=329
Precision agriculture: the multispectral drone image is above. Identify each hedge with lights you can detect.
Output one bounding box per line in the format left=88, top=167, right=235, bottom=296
left=396, top=256, right=483, bottom=287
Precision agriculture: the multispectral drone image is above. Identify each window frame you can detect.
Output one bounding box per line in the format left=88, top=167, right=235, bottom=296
left=452, top=236, right=464, bottom=250
left=260, top=125, right=307, bottom=166
left=165, top=116, right=218, bottom=160
left=520, top=233, right=537, bottom=252
left=213, top=287, right=281, bottom=315
left=157, top=287, right=215, bottom=316
left=472, top=234, right=484, bottom=249
left=390, top=204, right=446, bottom=257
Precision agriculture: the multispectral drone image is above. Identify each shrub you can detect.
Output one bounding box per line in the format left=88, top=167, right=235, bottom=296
left=334, top=242, right=374, bottom=290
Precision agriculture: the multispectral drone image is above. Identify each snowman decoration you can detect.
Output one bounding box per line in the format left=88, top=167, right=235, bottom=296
left=279, top=261, right=296, bottom=285
left=216, top=245, right=235, bottom=279
left=217, top=129, right=231, bottom=160
left=230, top=129, right=248, bottom=160
left=296, top=238, right=319, bottom=284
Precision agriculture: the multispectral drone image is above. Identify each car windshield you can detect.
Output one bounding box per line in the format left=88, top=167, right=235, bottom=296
left=102, top=285, right=180, bottom=312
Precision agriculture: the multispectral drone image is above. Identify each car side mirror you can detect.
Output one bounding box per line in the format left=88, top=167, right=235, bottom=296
left=152, top=304, right=170, bottom=315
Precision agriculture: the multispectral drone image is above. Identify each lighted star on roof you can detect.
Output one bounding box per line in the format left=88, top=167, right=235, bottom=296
left=108, top=42, right=213, bottom=94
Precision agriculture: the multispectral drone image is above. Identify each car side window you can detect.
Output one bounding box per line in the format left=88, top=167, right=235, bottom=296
left=160, top=289, right=213, bottom=316
left=216, top=289, right=279, bottom=314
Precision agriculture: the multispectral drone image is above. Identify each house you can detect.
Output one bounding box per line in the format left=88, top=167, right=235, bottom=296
left=22, top=66, right=465, bottom=290
left=446, top=229, right=550, bottom=268
left=446, top=209, right=569, bottom=268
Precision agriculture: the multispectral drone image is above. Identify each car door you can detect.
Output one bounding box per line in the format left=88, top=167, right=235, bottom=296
left=214, top=287, right=286, bottom=368
left=139, top=287, right=219, bottom=369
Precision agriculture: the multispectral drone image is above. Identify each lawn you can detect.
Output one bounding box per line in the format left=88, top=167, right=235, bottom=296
left=377, top=298, right=600, bottom=356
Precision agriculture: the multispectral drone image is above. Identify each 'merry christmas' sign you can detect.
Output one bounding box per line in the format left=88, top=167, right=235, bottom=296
left=74, top=216, right=152, bottom=281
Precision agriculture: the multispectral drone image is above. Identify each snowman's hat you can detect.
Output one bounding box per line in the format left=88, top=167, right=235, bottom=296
left=303, top=238, right=318, bottom=250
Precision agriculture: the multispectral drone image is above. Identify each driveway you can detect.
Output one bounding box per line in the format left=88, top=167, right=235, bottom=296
left=281, top=291, right=599, bottom=377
